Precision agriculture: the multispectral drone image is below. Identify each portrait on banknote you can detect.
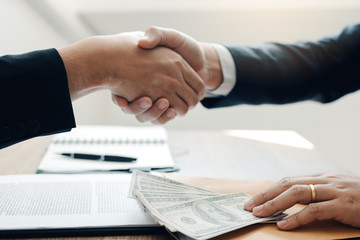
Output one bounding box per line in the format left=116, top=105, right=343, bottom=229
left=192, top=200, right=240, bottom=225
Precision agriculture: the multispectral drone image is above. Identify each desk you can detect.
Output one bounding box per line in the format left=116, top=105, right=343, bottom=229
left=0, top=129, right=348, bottom=239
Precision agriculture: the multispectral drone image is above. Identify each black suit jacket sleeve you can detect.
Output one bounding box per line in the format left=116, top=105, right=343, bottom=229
left=202, top=24, right=360, bottom=108
left=0, top=48, right=76, bottom=149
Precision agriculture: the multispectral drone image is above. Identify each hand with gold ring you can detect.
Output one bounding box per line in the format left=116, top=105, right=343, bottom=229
left=243, top=172, right=360, bottom=230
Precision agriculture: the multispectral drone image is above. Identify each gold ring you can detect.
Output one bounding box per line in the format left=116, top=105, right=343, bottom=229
left=309, top=184, right=316, bottom=202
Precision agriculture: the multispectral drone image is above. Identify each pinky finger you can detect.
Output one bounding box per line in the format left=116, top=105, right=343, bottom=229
left=277, top=201, right=337, bottom=230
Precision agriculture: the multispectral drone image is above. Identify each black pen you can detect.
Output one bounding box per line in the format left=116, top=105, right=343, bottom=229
left=59, top=153, right=137, bottom=162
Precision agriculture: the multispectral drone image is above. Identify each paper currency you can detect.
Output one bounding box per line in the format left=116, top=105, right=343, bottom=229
left=129, top=170, right=286, bottom=240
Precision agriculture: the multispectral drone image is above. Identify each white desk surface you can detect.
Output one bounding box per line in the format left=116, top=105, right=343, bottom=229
left=0, top=129, right=347, bottom=179
left=168, top=129, right=347, bottom=180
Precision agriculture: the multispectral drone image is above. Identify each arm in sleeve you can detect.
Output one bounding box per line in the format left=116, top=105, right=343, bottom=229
left=202, top=24, right=360, bottom=108
left=0, top=48, right=76, bottom=149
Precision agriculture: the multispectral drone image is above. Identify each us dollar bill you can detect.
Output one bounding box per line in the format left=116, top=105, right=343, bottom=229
left=138, top=192, right=265, bottom=239
left=129, top=171, right=286, bottom=240
left=128, top=170, right=214, bottom=198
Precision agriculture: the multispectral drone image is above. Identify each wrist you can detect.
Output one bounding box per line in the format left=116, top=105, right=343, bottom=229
left=57, top=37, right=108, bottom=101
left=201, top=42, right=223, bottom=91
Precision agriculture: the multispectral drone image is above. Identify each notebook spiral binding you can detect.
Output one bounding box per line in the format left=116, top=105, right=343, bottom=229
left=52, top=138, right=166, bottom=145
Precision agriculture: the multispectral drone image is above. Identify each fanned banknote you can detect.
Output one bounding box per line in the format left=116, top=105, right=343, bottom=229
left=129, top=170, right=286, bottom=240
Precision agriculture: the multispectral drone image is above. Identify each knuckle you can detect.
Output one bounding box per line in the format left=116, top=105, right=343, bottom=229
left=263, top=199, right=276, bottom=211
left=335, top=183, right=347, bottom=190
left=343, top=196, right=356, bottom=205
left=323, top=172, right=339, bottom=179
left=174, top=58, right=184, bottom=68
left=307, top=203, right=320, bottom=216
left=258, top=192, right=269, bottom=203
left=290, top=185, right=307, bottom=197
left=178, top=106, right=188, bottom=116
left=188, top=97, right=199, bottom=107
left=146, top=26, right=161, bottom=38
left=292, top=212, right=303, bottom=226
left=195, top=82, right=206, bottom=96
left=279, top=177, right=294, bottom=191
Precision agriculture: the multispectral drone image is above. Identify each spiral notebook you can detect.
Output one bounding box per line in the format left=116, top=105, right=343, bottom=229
left=37, top=125, right=177, bottom=174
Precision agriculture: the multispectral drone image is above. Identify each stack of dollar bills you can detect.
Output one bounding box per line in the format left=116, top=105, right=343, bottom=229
left=128, top=170, right=286, bottom=240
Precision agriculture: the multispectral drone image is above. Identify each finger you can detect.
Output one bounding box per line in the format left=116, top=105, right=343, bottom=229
left=245, top=177, right=298, bottom=211
left=277, top=200, right=337, bottom=230
left=151, top=108, right=176, bottom=125
left=252, top=184, right=333, bottom=217
left=122, top=96, right=152, bottom=115
left=138, top=26, right=186, bottom=50
left=168, top=92, right=190, bottom=116
left=244, top=176, right=329, bottom=211
left=136, top=98, right=170, bottom=122
left=174, top=57, right=205, bottom=100
left=138, top=26, right=204, bottom=71
left=181, top=61, right=206, bottom=100
left=138, top=27, right=164, bottom=49
left=175, top=80, right=201, bottom=109
left=112, top=94, right=128, bottom=108
left=164, top=60, right=203, bottom=111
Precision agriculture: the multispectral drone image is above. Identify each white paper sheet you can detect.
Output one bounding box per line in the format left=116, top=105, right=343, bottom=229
left=37, top=125, right=176, bottom=173
left=0, top=174, right=158, bottom=230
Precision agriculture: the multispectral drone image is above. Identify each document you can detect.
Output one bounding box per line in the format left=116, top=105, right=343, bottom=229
left=0, top=174, right=159, bottom=236
left=37, top=125, right=176, bottom=173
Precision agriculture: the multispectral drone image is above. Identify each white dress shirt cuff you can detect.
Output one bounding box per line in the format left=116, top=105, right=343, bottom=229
left=206, top=43, right=236, bottom=97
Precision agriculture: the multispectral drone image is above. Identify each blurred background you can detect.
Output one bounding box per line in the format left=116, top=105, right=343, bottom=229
left=1, top=0, right=360, bottom=174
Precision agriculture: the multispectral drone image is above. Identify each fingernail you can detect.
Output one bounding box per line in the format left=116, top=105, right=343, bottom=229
left=140, top=101, right=151, bottom=109
left=253, top=205, right=263, bottom=214
left=141, top=35, right=151, bottom=41
left=277, top=219, right=287, bottom=228
left=244, top=199, right=254, bottom=209
left=166, top=111, right=175, bottom=119
left=157, top=102, right=168, bottom=110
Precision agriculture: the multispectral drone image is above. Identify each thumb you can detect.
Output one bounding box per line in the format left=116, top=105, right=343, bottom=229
left=139, top=26, right=204, bottom=71
left=138, top=27, right=162, bottom=49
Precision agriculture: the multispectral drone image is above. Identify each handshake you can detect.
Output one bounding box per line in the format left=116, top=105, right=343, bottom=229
left=59, top=27, right=223, bottom=124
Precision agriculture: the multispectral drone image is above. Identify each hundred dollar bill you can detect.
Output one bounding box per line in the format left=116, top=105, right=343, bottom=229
left=136, top=193, right=216, bottom=209
left=139, top=192, right=219, bottom=199
left=129, top=171, right=286, bottom=239
left=138, top=192, right=279, bottom=240
left=128, top=170, right=214, bottom=198
left=136, top=178, right=207, bottom=193
left=136, top=179, right=216, bottom=196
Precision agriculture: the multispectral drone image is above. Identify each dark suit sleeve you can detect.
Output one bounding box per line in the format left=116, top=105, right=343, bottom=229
left=202, top=24, right=360, bottom=108
left=0, top=48, right=76, bottom=149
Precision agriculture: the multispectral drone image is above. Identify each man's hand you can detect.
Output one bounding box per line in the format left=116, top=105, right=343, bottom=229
left=244, top=173, right=360, bottom=230
left=112, top=96, right=176, bottom=124
left=113, top=27, right=223, bottom=124
left=58, top=31, right=205, bottom=116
